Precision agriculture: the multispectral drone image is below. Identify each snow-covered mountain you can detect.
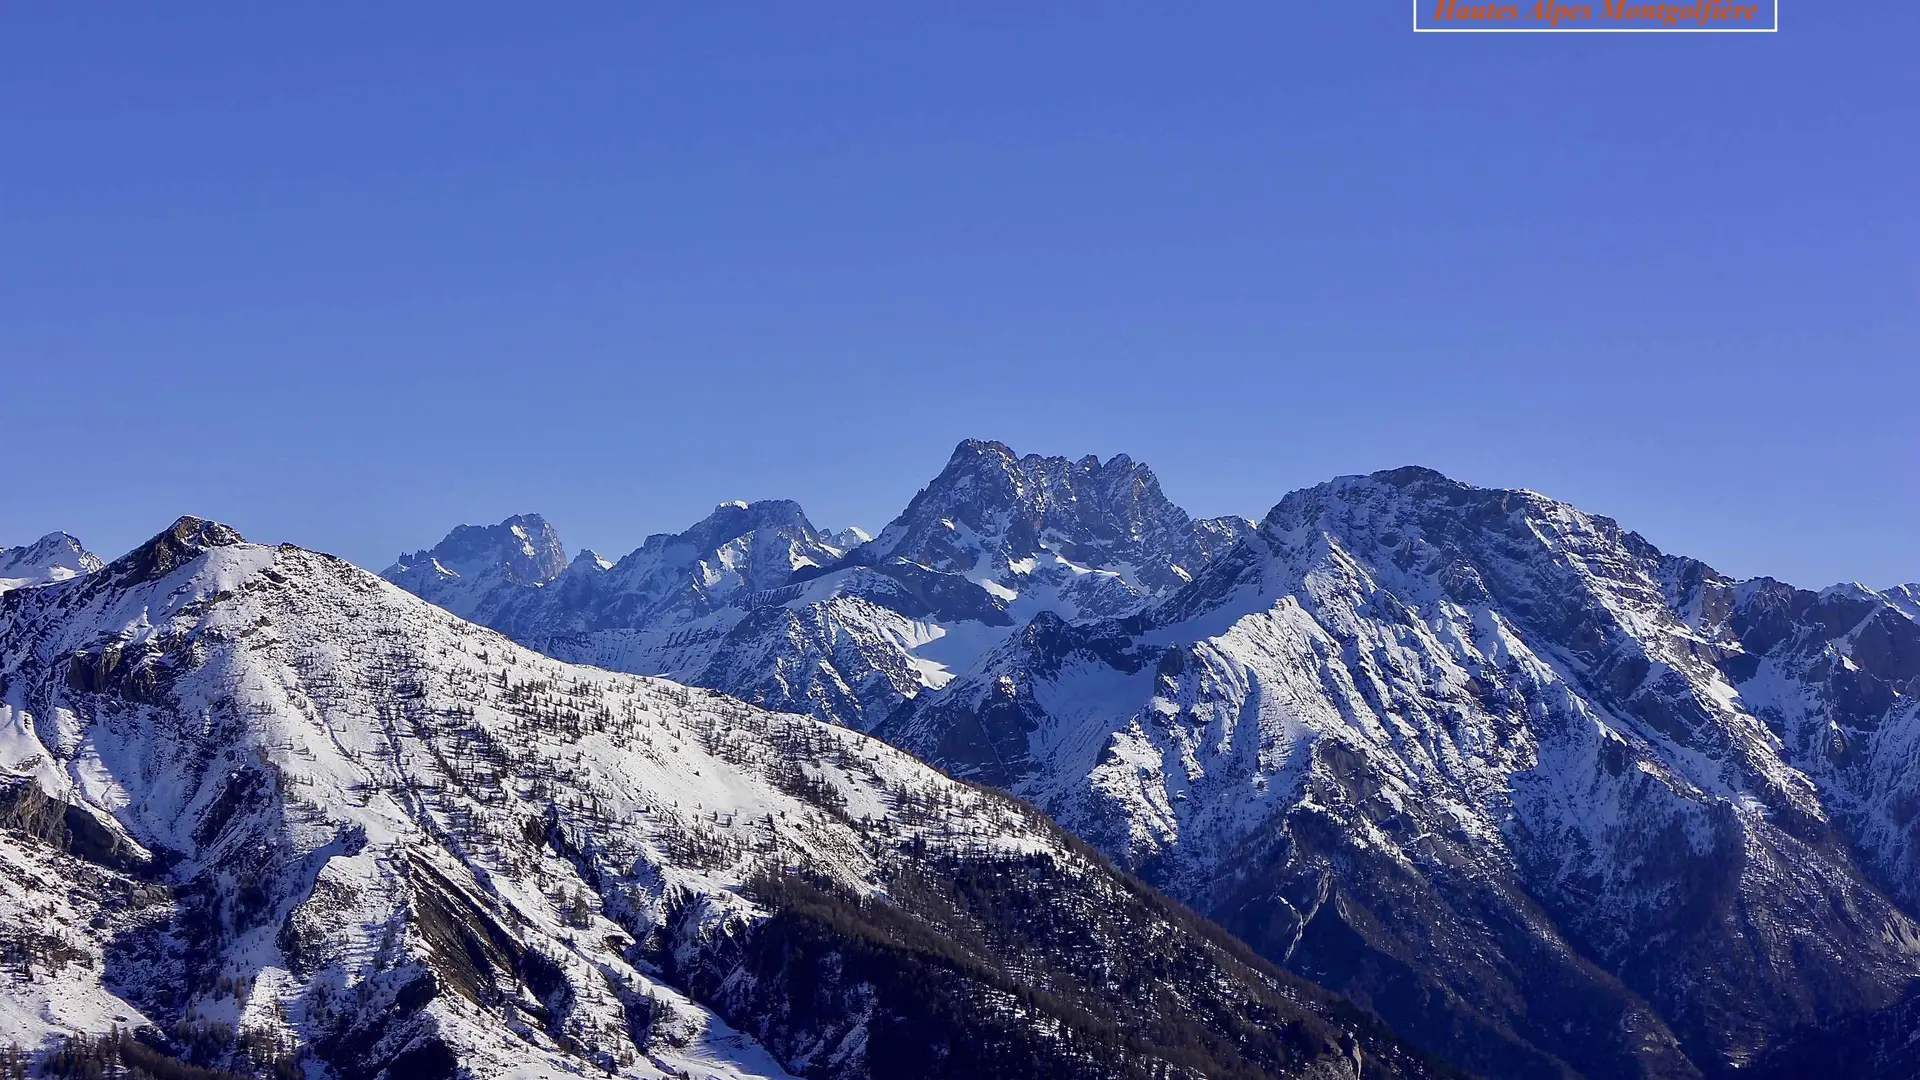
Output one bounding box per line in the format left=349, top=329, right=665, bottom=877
left=384, top=440, right=1249, bottom=730
left=0, top=516, right=1446, bottom=1080
left=847, top=438, right=1249, bottom=608
left=0, top=532, right=102, bottom=594
left=384, top=445, right=1920, bottom=1078
left=383, top=513, right=572, bottom=624
left=878, top=466, right=1920, bottom=1078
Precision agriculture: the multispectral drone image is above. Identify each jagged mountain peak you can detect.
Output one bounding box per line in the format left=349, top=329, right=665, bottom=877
left=0, top=531, right=104, bottom=593
left=388, top=512, right=568, bottom=589
left=383, top=440, right=1256, bottom=733
left=1251, top=465, right=1668, bottom=593
left=1883, top=583, right=1920, bottom=620
left=7, top=530, right=99, bottom=563
left=643, top=498, right=822, bottom=558
left=931, top=438, right=1165, bottom=508
left=603, top=497, right=839, bottom=603
left=942, top=436, right=1138, bottom=476
left=824, top=524, right=871, bottom=552
left=378, top=513, right=571, bottom=630
left=1267, top=464, right=1543, bottom=526
left=107, top=515, right=247, bottom=587
left=882, top=461, right=1920, bottom=1079
left=864, top=439, right=1202, bottom=583
left=944, top=435, right=1017, bottom=467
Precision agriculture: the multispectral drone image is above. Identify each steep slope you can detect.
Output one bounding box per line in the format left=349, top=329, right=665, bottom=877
left=383, top=441, right=1249, bottom=730
left=0, top=532, right=101, bottom=593
left=1743, top=982, right=1920, bottom=1080
left=879, top=466, right=1920, bottom=1079
left=0, top=517, right=1446, bottom=1080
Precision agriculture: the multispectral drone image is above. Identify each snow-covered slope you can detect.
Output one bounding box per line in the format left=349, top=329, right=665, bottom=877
left=384, top=441, right=1250, bottom=731
left=879, top=466, right=1920, bottom=1079
left=0, top=532, right=101, bottom=593
left=0, top=517, right=1444, bottom=1080
left=382, top=448, right=1920, bottom=1078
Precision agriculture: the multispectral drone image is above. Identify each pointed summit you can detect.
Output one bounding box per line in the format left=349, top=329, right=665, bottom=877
left=106, top=516, right=246, bottom=585
left=0, top=531, right=104, bottom=592
left=665, top=499, right=819, bottom=557
left=863, top=439, right=1217, bottom=594
left=606, top=497, right=839, bottom=612
left=378, top=513, right=570, bottom=627
left=825, top=525, right=872, bottom=553
left=388, top=513, right=567, bottom=589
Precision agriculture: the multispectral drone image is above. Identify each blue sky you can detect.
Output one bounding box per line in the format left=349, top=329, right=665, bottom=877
left=3, top=4, right=1913, bottom=587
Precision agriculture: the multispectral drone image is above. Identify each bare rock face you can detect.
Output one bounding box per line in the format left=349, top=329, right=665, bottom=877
left=0, top=519, right=1445, bottom=1080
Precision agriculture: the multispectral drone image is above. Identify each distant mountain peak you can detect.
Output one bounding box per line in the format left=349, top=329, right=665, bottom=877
left=864, top=439, right=1197, bottom=580
left=1366, top=463, right=1461, bottom=488
left=825, top=524, right=872, bottom=553
left=388, top=512, right=567, bottom=589
left=937, top=438, right=1150, bottom=485
left=947, top=436, right=1015, bottom=463
left=8, top=530, right=100, bottom=565
left=664, top=498, right=817, bottom=553
left=382, top=439, right=1249, bottom=732
left=0, top=530, right=104, bottom=592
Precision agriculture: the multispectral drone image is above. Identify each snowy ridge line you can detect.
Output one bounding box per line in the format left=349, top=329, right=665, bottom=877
left=381, top=439, right=1251, bottom=735
left=0, top=516, right=1443, bottom=1080
left=882, top=462, right=1920, bottom=1079
left=368, top=443, right=1920, bottom=1077
left=0, top=532, right=103, bottom=595
left=23, top=441, right=1919, bottom=1077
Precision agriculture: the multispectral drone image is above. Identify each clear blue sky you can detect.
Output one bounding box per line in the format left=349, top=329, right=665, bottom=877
left=3, top=4, right=1914, bottom=588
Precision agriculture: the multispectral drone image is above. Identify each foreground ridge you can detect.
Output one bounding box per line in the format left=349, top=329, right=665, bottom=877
left=0, top=519, right=1445, bottom=1079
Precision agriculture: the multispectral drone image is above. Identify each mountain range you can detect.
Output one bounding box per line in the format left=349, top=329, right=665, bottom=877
left=376, top=440, right=1920, bottom=1079
left=382, top=441, right=1251, bottom=735
left=0, top=515, right=1449, bottom=1080
left=3, top=439, right=1915, bottom=1079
